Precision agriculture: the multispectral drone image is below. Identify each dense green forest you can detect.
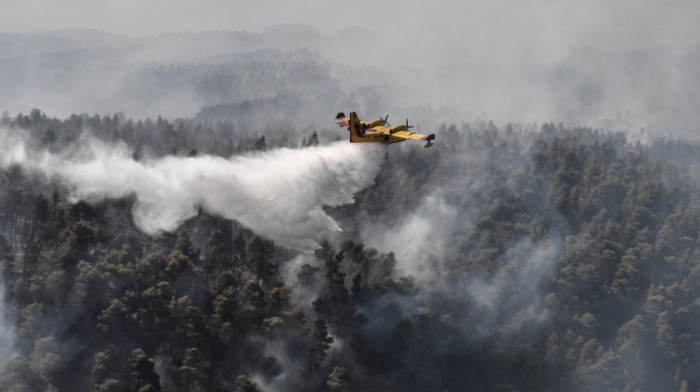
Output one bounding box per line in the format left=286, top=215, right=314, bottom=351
left=0, top=110, right=699, bottom=392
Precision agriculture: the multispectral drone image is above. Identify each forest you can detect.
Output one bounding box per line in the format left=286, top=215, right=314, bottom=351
left=0, top=108, right=698, bottom=392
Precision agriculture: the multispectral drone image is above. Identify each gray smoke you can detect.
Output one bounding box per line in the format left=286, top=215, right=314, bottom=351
left=0, top=283, right=15, bottom=361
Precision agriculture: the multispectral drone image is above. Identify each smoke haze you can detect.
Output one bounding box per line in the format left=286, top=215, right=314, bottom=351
left=0, top=2, right=699, bottom=391
left=0, top=129, right=384, bottom=249
left=1, top=1, right=700, bottom=137
left=361, top=194, right=460, bottom=284
left=0, top=285, right=14, bottom=361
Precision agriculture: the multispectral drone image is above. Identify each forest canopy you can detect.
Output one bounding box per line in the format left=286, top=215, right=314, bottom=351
left=0, top=110, right=698, bottom=392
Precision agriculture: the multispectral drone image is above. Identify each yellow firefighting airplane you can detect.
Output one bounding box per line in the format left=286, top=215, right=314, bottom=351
left=336, top=112, right=435, bottom=148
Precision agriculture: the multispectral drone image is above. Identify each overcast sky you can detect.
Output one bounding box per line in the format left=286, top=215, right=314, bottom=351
left=3, top=0, right=700, bottom=48
left=3, top=0, right=700, bottom=134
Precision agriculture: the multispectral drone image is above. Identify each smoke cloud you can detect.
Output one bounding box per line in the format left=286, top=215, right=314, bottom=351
left=361, top=194, right=460, bottom=284
left=0, top=283, right=15, bottom=361
left=0, top=129, right=384, bottom=249
left=361, top=191, right=562, bottom=338
left=463, top=234, right=562, bottom=337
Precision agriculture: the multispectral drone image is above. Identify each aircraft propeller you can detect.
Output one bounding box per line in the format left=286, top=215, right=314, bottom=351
left=405, top=119, right=414, bottom=129
left=382, top=115, right=390, bottom=126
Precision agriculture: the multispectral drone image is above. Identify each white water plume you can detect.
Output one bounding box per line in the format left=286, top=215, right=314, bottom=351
left=0, top=130, right=385, bottom=249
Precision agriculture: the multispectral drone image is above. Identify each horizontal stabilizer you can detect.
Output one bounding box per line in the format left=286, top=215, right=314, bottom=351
left=336, top=112, right=349, bottom=127
left=423, top=134, right=435, bottom=148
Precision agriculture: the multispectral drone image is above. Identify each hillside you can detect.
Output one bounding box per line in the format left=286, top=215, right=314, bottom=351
left=0, top=112, right=698, bottom=391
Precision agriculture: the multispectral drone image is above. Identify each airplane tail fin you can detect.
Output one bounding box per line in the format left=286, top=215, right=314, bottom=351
left=337, top=111, right=362, bottom=142
left=348, top=112, right=362, bottom=142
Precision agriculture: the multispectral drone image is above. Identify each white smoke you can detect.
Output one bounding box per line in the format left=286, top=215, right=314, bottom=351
left=464, top=235, right=562, bottom=336
left=359, top=190, right=564, bottom=339
left=0, top=283, right=15, bottom=361
left=0, top=129, right=385, bottom=249
left=361, top=194, right=460, bottom=284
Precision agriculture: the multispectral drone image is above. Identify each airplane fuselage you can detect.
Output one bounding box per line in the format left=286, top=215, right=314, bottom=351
left=336, top=112, right=435, bottom=148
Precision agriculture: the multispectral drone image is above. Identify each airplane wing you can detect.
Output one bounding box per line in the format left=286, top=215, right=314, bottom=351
left=391, top=130, right=434, bottom=141
left=364, top=128, right=389, bottom=136
left=391, top=130, right=435, bottom=147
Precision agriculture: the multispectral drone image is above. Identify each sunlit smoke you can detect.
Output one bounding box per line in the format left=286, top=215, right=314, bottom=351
left=0, top=130, right=385, bottom=249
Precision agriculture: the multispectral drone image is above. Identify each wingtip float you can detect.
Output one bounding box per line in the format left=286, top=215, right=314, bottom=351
left=335, top=112, right=435, bottom=148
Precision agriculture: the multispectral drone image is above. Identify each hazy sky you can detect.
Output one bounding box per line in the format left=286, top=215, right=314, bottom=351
left=3, top=0, right=700, bottom=133
left=3, top=0, right=700, bottom=48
